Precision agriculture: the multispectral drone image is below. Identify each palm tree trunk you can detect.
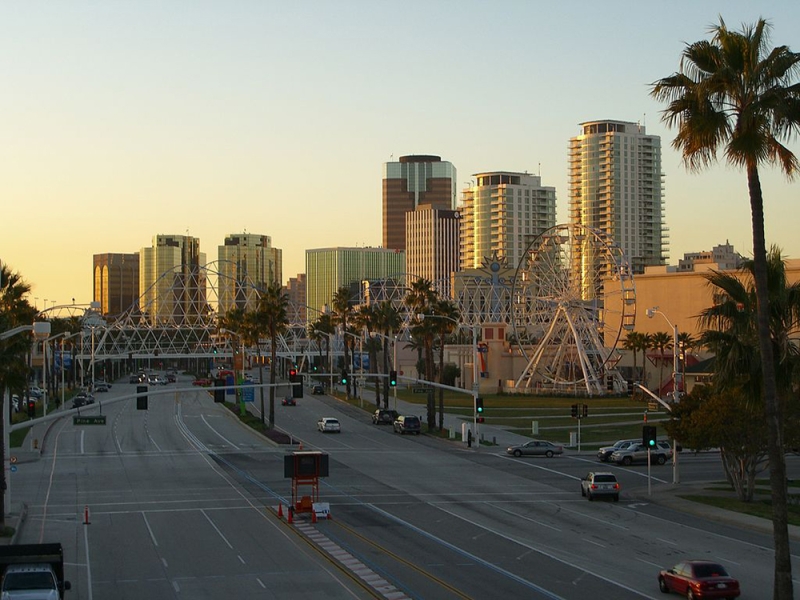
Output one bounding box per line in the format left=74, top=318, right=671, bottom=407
left=269, top=337, right=277, bottom=427
left=747, top=165, right=792, bottom=599
left=382, top=335, right=390, bottom=409
left=438, top=334, right=445, bottom=431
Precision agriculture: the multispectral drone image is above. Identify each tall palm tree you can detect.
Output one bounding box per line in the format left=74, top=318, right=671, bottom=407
left=374, top=301, right=401, bottom=408
left=310, top=313, right=336, bottom=388
left=0, top=264, right=36, bottom=529
left=652, top=18, right=800, bottom=596
left=651, top=331, right=673, bottom=396
left=331, top=287, right=354, bottom=399
left=677, top=331, right=698, bottom=395
left=623, top=332, right=642, bottom=387
left=405, top=279, right=438, bottom=429
left=255, top=282, right=288, bottom=428
left=353, top=304, right=380, bottom=407
left=433, top=299, right=459, bottom=431
left=639, top=333, right=653, bottom=391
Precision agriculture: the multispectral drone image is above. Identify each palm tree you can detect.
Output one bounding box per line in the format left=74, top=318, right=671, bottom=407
left=639, top=333, right=653, bottom=391
left=623, top=332, right=642, bottom=387
left=310, top=313, right=336, bottom=388
left=433, top=299, right=459, bottom=431
left=255, top=282, right=288, bottom=428
left=353, top=304, right=380, bottom=407
left=331, top=287, right=354, bottom=399
left=374, top=301, right=401, bottom=408
left=0, top=264, right=36, bottom=529
left=651, top=331, right=673, bottom=396
left=405, top=279, right=438, bottom=429
left=652, top=18, right=800, bottom=596
left=677, top=332, right=698, bottom=394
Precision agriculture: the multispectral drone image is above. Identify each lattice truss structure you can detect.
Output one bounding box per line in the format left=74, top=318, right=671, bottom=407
left=511, top=224, right=636, bottom=396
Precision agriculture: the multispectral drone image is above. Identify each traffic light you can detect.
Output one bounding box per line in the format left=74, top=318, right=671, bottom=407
left=582, top=404, right=588, bottom=418
left=212, top=346, right=217, bottom=354
left=475, top=397, right=484, bottom=423
left=289, top=369, right=297, bottom=382
left=340, top=369, right=348, bottom=385
left=136, top=385, right=148, bottom=410
left=389, top=370, right=397, bottom=387
left=571, top=403, right=578, bottom=418
left=214, top=379, right=226, bottom=403
left=643, top=425, right=657, bottom=448
left=27, top=399, right=35, bottom=419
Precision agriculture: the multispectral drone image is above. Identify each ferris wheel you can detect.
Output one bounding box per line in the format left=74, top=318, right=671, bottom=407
left=510, top=224, right=636, bottom=396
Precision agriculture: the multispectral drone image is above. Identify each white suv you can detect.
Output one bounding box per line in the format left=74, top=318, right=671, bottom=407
left=317, top=417, right=341, bottom=433
left=610, top=441, right=672, bottom=465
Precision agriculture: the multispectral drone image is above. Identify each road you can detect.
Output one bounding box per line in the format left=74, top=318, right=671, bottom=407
left=9, top=375, right=800, bottom=599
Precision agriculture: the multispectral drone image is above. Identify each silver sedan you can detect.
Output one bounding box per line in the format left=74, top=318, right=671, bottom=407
left=506, top=440, right=563, bottom=458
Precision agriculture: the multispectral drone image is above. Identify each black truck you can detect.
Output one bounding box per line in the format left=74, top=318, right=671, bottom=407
left=0, top=543, right=71, bottom=599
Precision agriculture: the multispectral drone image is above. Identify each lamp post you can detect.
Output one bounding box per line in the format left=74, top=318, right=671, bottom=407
left=338, top=328, right=364, bottom=402
left=646, top=306, right=680, bottom=484
left=417, top=314, right=480, bottom=443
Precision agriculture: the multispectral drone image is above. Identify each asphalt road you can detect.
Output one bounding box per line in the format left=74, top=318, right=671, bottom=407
left=9, top=375, right=800, bottom=599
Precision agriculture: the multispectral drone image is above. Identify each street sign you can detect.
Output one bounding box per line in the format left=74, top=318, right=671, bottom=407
left=73, top=415, right=107, bottom=425
left=412, top=387, right=430, bottom=394
left=647, top=401, right=659, bottom=411
left=243, top=385, right=255, bottom=403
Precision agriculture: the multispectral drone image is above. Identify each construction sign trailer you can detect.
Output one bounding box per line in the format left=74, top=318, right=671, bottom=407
left=284, top=451, right=329, bottom=516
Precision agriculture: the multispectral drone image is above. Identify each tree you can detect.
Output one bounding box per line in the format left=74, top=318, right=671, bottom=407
left=0, top=264, right=36, bottom=530
left=353, top=304, right=380, bottom=408
left=331, top=287, right=354, bottom=399
left=255, top=282, right=288, bottom=428
left=374, top=301, right=401, bottom=408
left=432, top=299, right=459, bottom=431
left=652, top=18, right=800, bottom=596
left=677, top=331, right=698, bottom=394
left=650, top=331, right=673, bottom=396
left=309, top=313, right=335, bottom=386
left=622, top=332, right=641, bottom=386
left=405, top=279, right=438, bottom=429
left=667, top=384, right=768, bottom=501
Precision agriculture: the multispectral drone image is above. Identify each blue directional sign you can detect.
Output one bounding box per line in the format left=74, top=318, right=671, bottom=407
left=243, top=385, right=255, bottom=403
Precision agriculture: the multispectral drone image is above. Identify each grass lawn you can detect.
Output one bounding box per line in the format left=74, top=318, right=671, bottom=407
left=681, top=492, right=800, bottom=527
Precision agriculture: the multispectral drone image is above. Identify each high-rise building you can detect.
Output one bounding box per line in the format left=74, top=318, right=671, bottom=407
left=568, top=120, right=666, bottom=278
left=383, top=155, right=457, bottom=252
left=217, top=233, right=282, bottom=314
left=405, top=205, right=460, bottom=296
left=285, top=274, right=307, bottom=324
left=139, top=235, right=207, bottom=324
left=93, top=253, right=139, bottom=316
left=305, top=247, right=405, bottom=323
left=460, top=171, right=557, bottom=271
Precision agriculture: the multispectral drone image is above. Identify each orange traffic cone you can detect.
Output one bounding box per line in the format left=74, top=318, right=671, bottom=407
left=298, top=442, right=303, bottom=451
left=277, top=504, right=284, bottom=519
left=312, top=510, right=317, bottom=524
left=287, top=507, right=293, bottom=524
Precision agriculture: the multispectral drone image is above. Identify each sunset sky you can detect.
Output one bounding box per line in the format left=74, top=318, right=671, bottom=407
left=2, top=1, right=799, bottom=311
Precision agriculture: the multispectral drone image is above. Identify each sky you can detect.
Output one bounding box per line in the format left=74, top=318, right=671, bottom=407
left=2, top=1, right=799, bottom=310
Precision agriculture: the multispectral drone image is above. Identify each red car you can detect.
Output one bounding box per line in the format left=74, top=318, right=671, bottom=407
left=192, top=378, right=212, bottom=387
left=281, top=396, right=296, bottom=406
left=659, top=560, right=740, bottom=599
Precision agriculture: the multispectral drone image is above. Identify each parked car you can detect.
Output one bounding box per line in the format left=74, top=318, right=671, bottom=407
left=192, top=378, right=212, bottom=387
left=506, top=440, right=564, bottom=458
left=597, top=439, right=638, bottom=462
left=281, top=396, right=297, bottom=406
left=658, top=560, right=740, bottom=598
left=129, top=374, right=143, bottom=384
left=393, top=415, right=421, bottom=435
left=28, top=386, right=44, bottom=399
left=372, top=409, right=399, bottom=425
left=610, top=441, right=672, bottom=465
left=318, top=417, right=341, bottom=433
left=580, top=472, right=620, bottom=501
left=94, top=382, right=110, bottom=393
left=312, top=384, right=325, bottom=395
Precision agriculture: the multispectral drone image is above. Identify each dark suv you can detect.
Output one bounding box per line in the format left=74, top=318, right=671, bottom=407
left=393, top=415, right=421, bottom=435
left=372, top=409, right=399, bottom=425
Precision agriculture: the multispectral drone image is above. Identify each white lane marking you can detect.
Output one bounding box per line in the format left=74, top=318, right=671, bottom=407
left=202, top=509, right=233, bottom=549
left=80, top=430, right=85, bottom=455
left=83, top=514, right=94, bottom=600
left=489, top=502, right=562, bottom=532
left=256, top=577, right=266, bottom=588
left=238, top=555, right=246, bottom=564
left=201, top=414, right=239, bottom=449
left=582, top=538, right=605, bottom=548
left=656, top=537, right=677, bottom=546
left=162, top=557, right=168, bottom=568
left=142, top=513, right=159, bottom=547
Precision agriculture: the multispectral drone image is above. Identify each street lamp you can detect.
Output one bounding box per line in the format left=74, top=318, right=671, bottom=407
left=646, top=306, right=680, bottom=484
left=416, top=313, right=480, bottom=443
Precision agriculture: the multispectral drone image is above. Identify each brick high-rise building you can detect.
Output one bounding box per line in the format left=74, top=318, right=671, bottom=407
left=382, top=155, right=457, bottom=252
left=93, top=253, right=139, bottom=316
